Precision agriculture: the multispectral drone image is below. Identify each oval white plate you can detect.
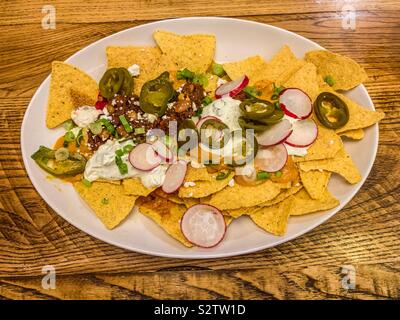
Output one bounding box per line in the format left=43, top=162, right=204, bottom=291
left=21, top=17, right=378, bottom=259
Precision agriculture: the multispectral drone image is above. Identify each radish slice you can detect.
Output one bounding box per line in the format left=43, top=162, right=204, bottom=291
left=284, top=118, right=318, bottom=147
left=279, top=88, right=312, bottom=119
left=256, top=119, right=293, bottom=146
left=196, top=116, right=220, bottom=130
left=128, top=143, right=161, bottom=171
left=215, top=75, right=249, bottom=98
left=152, top=140, right=174, bottom=163
left=254, top=144, right=288, bottom=172
left=180, top=204, right=226, bottom=248
left=162, top=160, right=187, bottom=193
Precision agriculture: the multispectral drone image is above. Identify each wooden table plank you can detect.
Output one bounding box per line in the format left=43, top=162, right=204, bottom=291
left=0, top=0, right=399, bottom=299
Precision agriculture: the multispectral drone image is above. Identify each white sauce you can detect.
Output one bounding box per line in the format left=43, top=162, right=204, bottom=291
left=127, top=64, right=140, bottom=76
left=71, top=106, right=102, bottom=128
left=84, top=139, right=168, bottom=189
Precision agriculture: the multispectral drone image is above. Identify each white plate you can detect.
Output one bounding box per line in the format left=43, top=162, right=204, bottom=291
left=21, top=17, right=378, bottom=259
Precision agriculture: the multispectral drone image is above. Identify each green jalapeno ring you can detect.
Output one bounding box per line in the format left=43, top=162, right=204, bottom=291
left=239, top=99, right=275, bottom=120
left=139, top=72, right=174, bottom=116
left=227, top=130, right=259, bottom=167
left=200, top=119, right=230, bottom=149
left=99, top=68, right=125, bottom=99
left=238, top=116, right=269, bottom=132
left=255, top=108, right=284, bottom=125
left=314, top=92, right=349, bottom=129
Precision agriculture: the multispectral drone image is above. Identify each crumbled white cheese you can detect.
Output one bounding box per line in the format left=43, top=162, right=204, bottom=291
left=217, top=78, right=227, bottom=87
left=228, top=179, right=235, bottom=187
left=127, top=64, right=140, bottom=76
left=71, top=106, right=102, bottom=128
left=184, top=181, right=196, bottom=187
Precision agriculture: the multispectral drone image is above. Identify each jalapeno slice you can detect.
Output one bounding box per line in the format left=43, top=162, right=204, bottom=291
left=256, top=108, right=284, bottom=125
left=200, top=119, right=230, bottom=149
left=239, top=99, right=275, bottom=120
left=226, top=130, right=258, bottom=167
left=314, top=92, right=349, bottom=129
left=238, top=116, right=269, bottom=132
left=99, top=68, right=125, bottom=99
left=139, top=72, right=174, bottom=116
left=31, top=146, right=86, bottom=176
left=178, top=119, right=199, bottom=148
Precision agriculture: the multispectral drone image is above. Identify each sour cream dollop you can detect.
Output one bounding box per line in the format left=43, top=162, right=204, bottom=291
left=71, top=106, right=102, bottom=128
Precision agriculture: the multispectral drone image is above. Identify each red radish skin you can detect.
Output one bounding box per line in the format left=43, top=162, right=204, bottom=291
left=162, top=160, right=187, bottom=194
left=152, top=140, right=174, bottom=163
left=196, top=116, right=220, bottom=130
left=180, top=204, right=226, bottom=248
left=254, top=144, right=288, bottom=172
left=279, top=88, right=312, bottom=120
left=95, top=93, right=107, bottom=110
left=256, top=119, right=293, bottom=147
left=284, top=119, right=318, bottom=147
left=215, top=75, right=249, bottom=98
left=128, top=143, right=161, bottom=171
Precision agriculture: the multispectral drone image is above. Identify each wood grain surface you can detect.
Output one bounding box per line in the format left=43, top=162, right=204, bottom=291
left=0, top=0, right=399, bottom=300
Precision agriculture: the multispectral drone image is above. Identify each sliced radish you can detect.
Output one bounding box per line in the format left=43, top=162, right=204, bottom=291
left=162, top=160, right=187, bottom=193
left=284, top=118, right=318, bottom=147
left=180, top=204, right=226, bottom=248
left=215, top=75, right=249, bottom=98
left=254, top=144, right=288, bottom=172
left=152, top=140, right=174, bottom=163
left=256, top=119, right=293, bottom=147
left=196, top=116, right=220, bottom=130
left=128, top=143, right=161, bottom=171
left=279, top=88, right=312, bottom=119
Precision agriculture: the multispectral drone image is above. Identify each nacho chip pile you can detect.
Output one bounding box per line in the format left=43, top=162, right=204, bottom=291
left=47, top=30, right=384, bottom=246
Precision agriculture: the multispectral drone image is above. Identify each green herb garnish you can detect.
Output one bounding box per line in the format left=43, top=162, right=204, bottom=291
left=271, top=84, right=284, bottom=100
left=115, top=155, right=128, bottom=175
left=193, top=74, right=209, bottom=87
left=100, top=118, right=115, bottom=134
left=256, top=171, right=271, bottom=180
left=275, top=170, right=283, bottom=178
left=211, top=63, right=226, bottom=77
left=216, top=170, right=231, bottom=180
left=75, top=129, right=83, bottom=147
left=82, top=178, right=92, bottom=188
left=101, top=197, right=109, bottom=205
left=243, top=86, right=261, bottom=98
left=177, top=68, right=195, bottom=80
left=119, top=115, right=133, bottom=133
left=324, top=75, right=335, bottom=87
left=63, top=119, right=75, bottom=131
left=64, top=131, right=75, bottom=143
left=202, top=96, right=213, bottom=106
left=134, top=127, right=145, bottom=135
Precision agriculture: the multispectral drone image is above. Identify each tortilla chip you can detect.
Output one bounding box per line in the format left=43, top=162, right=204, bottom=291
left=250, top=196, right=294, bottom=236
left=298, top=147, right=361, bottom=184
left=184, top=165, right=213, bottom=182
left=260, top=45, right=298, bottom=82
left=206, top=180, right=281, bottom=210
left=122, top=178, right=156, bottom=196
left=290, top=188, right=339, bottom=216
left=294, top=124, right=343, bottom=162
left=305, top=50, right=368, bottom=90
left=223, top=55, right=268, bottom=84
left=74, top=181, right=137, bottom=229
left=226, top=184, right=302, bottom=218
left=181, top=197, right=200, bottom=208
left=137, top=195, right=192, bottom=247
left=275, top=59, right=307, bottom=86
left=153, top=30, right=215, bottom=73
left=46, top=61, right=98, bottom=128
left=178, top=172, right=234, bottom=198
left=152, top=188, right=185, bottom=205
left=283, top=62, right=320, bottom=101
left=300, top=170, right=331, bottom=199
left=106, top=46, right=171, bottom=95
left=339, top=129, right=365, bottom=140
left=317, top=87, right=384, bottom=134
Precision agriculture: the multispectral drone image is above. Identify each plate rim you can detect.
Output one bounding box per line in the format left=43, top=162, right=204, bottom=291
left=20, top=16, right=378, bottom=259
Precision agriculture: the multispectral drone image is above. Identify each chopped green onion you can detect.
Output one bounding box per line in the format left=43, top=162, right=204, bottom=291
left=324, top=75, right=335, bottom=87
left=275, top=170, right=283, bottom=178
left=193, top=74, right=209, bottom=87
left=202, top=96, right=213, bottom=106
left=119, top=115, right=133, bottom=133
left=256, top=171, right=271, bottom=180
left=100, top=118, right=115, bottom=134
left=271, top=84, right=284, bottom=100
left=115, top=149, right=124, bottom=157
left=195, top=107, right=203, bottom=117
left=55, top=147, right=69, bottom=161
left=211, top=63, right=226, bottom=77
left=75, top=129, right=83, bottom=147
left=82, top=178, right=92, bottom=187
left=101, top=197, right=109, bottom=205
left=123, top=144, right=134, bottom=153
left=64, top=131, right=75, bottom=143
left=115, top=155, right=128, bottom=175
left=63, top=120, right=75, bottom=131
left=177, top=68, right=195, bottom=80
left=89, top=121, right=103, bottom=135
left=134, top=127, right=145, bottom=135
left=243, top=86, right=261, bottom=98
left=216, top=170, right=231, bottom=180
left=63, top=141, right=69, bottom=148
left=274, top=101, right=280, bottom=109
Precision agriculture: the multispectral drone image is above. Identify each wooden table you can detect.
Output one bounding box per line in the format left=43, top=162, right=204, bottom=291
left=0, top=0, right=399, bottom=300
